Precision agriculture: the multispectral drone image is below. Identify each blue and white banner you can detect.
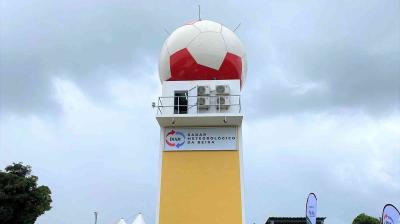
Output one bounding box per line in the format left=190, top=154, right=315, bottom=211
left=382, top=204, right=400, bottom=224
left=164, top=127, right=237, bottom=151
left=306, top=193, right=317, bottom=224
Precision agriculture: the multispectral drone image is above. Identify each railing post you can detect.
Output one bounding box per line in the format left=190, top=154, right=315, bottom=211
left=158, top=97, right=160, bottom=115
left=239, top=95, right=241, bottom=113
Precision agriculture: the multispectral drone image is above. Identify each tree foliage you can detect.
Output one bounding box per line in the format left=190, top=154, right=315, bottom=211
left=353, top=213, right=380, bottom=224
left=0, top=163, right=52, bottom=224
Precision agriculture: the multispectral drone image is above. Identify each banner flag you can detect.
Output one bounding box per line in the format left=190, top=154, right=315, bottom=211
left=306, top=193, right=317, bottom=224
left=382, top=204, right=400, bottom=224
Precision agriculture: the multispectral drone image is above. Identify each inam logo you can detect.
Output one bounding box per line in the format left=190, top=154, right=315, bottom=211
left=165, top=129, right=186, bottom=149
left=163, top=127, right=237, bottom=151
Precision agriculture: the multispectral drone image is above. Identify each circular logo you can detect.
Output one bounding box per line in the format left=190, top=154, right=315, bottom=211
left=165, top=129, right=186, bottom=149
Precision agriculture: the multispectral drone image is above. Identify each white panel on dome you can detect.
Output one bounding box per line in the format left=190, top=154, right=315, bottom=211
left=187, top=32, right=227, bottom=70
left=159, top=43, right=171, bottom=81
left=166, top=25, right=200, bottom=55
left=193, top=20, right=222, bottom=32
left=221, top=26, right=245, bottom=57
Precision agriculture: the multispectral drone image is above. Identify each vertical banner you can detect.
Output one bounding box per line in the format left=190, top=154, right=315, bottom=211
left=382, top=204, right=400, bottom=224
left=306, top=193, right=317, bottom=224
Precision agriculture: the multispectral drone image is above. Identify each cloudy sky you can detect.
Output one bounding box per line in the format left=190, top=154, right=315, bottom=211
left=1, top=0, right=399, bottom=223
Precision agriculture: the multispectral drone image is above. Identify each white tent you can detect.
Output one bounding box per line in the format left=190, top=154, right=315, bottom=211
left=132, top=213, right=146, bottom=224
left=117, top=218, right=127, bottom=224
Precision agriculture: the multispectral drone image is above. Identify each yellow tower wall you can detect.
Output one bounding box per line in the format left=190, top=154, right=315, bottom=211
left=159, top=150, right=243, bottom=224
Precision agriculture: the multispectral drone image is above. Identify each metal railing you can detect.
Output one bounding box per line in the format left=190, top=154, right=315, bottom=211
left=153, top=95, right=241, bottom=115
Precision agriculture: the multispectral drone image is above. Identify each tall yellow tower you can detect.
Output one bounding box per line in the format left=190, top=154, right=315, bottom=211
left=155, top=20, right=247, bottom=224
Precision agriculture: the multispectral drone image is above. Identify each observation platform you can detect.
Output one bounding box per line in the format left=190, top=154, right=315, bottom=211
left=154, top=95, right=243, bottom=127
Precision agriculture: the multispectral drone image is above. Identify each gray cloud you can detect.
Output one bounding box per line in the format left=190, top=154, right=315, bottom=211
left=0, top=0, right=205, bottom=115
left=244, top=43, right=400, bottom=116
left=2, top=0, right=398, bottom=116
left=1, top=1, right=399, bottom=224
left=241, top=0, right=400, bottom=116
left=242, top=114, right=400, bottom=224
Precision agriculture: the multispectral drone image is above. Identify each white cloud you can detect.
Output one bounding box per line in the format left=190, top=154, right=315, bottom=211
left=243, top=112, right=400, bottom=224
left=0, top=1, right=399, bottom=224
left=1, top=77, right=161, bottom=224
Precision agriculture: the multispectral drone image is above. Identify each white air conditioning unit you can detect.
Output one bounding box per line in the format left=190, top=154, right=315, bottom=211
left=197, top=96, right=210, bottom=110
left=215, top=85, right=230, bottom=95
left=216, top=96, right=230, bottom=110
left=197, top=85, right=210, bottom=96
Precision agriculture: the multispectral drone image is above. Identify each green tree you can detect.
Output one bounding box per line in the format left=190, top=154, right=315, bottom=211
left=0, top=163, right=52, bottom=224
left=353, top=213, right=380, bottom=224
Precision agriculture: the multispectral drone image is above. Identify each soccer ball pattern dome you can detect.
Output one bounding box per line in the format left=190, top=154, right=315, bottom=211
left=159, top=20, right=247, bottom=86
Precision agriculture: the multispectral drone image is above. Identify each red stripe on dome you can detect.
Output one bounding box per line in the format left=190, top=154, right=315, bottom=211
left=169, top=48, right=242, bottom=82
